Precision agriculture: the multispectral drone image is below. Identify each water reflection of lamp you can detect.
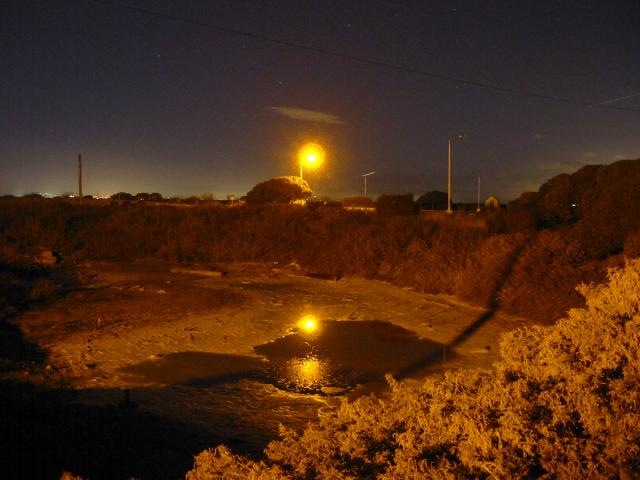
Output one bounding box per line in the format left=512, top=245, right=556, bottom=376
left=286, top=356, right=328, bottom=390
left=297, top=314, right=319, bottom=333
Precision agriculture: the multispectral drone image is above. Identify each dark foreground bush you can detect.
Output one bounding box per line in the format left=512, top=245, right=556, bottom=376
left=187, top=260, right=640, bottom=479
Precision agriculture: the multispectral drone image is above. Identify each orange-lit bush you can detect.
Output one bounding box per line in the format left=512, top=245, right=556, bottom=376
left=188, top=260, right=640, bottom=479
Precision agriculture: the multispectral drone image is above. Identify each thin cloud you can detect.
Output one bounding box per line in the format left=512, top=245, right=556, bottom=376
left=536, top=162, right=576, bottom=172
left=537, top=154, right=601, bottom=173
left=269, top=106, right=345, bottom=125
left=532, top=133, right=547, bottom=140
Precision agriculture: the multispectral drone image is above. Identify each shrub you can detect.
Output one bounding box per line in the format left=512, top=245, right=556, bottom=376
left=497, top=229, right=610, bottom=323
left=246, top=176, right=312, bottom=204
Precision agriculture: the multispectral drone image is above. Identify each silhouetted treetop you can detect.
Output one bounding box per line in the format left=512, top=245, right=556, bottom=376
left=416, top=191, right=448, bottom=210
left=246, top=176, right=312, bottom=204
left=111, top=192, right=133, bottom=201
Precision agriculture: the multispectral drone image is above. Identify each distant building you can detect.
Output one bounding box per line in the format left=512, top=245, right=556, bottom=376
left=484, top=195, right=500, bottom=209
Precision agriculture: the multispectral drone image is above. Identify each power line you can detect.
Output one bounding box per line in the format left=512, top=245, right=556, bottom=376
left=592, top=91, right=640, bottom=107
left=90, top=0, right=640, bottom=113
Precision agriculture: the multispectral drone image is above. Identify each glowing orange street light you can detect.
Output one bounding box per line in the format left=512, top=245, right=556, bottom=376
left=298, top=143, right=325, bottom=180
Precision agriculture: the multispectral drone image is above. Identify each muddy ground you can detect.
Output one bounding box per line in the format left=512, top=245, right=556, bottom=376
left=1, top=260, right=524, bottom=479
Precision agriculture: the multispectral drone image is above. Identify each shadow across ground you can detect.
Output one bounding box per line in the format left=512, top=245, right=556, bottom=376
left=0, top=380, right=221, bottom=480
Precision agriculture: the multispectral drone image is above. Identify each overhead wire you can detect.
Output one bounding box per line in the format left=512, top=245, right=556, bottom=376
left=89, top=0, right=640, bottom=113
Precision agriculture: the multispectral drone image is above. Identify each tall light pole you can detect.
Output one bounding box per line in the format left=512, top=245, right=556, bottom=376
left=476, top=175, right=481, bottom=212
left=447, top=133, right=465, bottom=214
left=78, top=153, right=83, bottom=201
left=362, top=171, right=376, bottom=197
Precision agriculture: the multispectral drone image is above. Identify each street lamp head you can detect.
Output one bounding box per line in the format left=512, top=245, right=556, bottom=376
left=298, top=143, right=325, bottom=170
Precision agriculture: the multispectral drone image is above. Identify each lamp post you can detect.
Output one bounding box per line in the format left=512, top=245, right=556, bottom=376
left=447, top=133, right=465, bottom=213
left=298, top=143, right=325, bottom=181
left=362, top=171, right=376, bottom=197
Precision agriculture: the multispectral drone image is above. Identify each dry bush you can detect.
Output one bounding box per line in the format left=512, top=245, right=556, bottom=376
left=391, top=219, right=493, bottom=297
left=497, top=229, right=614, bottom=323
left=187, top=260, right=640, bottom=479
left=457, top=232, right=529, bottom=306
left=187, top=446, right=289, bottom=480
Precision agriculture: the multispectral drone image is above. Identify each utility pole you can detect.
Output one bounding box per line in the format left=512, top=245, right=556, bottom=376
left=78, top=153, right=83, bottom=200
left=476, top=176, right=481, bottom=212
left=447, top=133, right=464, bottom=214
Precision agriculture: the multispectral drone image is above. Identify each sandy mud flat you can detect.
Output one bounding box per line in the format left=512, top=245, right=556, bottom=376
left=6, top=259, right=523, bottom=453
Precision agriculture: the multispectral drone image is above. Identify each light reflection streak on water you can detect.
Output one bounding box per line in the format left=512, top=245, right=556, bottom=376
left=297, top=314, right=320, bottom=334
left=285, top=356, right=329, bottom=390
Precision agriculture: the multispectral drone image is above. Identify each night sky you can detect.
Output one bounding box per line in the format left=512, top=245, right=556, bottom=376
left=3, top=0, right=640, bottom=201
